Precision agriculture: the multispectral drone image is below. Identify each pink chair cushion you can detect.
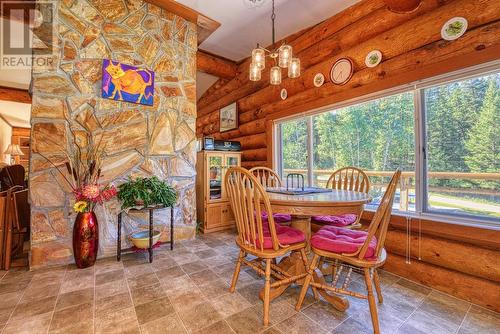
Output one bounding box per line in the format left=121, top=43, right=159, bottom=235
left=256, top=222, right=305, bottom=249
left=311, top=226, right=377, bottom=259
left=262, top=211, right=292, bottom=224
left=311, top=214, right=357, bottom=227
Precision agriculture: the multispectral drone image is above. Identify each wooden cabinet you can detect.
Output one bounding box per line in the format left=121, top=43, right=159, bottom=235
left=196, top=151, right=241, bottom=233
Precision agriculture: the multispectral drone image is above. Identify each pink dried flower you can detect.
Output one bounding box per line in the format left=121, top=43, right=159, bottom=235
left=82, top=184, right=100, bottom=200
left=102, top=186, right=117, bottom=201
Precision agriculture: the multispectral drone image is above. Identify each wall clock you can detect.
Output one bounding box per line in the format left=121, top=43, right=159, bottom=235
left=330, top=58, right=354, bottom=85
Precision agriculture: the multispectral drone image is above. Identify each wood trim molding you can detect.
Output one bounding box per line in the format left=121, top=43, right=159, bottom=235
left=0, top=86, right=31, bottom=104
left=144, top=0, right=220, bottom=45
left=197, top=50, right=239, bottom=80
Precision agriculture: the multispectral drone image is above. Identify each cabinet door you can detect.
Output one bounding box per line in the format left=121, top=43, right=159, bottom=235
left=221, top=153, right=241, bottom=200
left=225, top=153, right=241, bottom=168
left=222, top=203, right=235, bottom=225
left=206, top=204, right=222, bottom=229
left=206, top=154, right=224, bottom=202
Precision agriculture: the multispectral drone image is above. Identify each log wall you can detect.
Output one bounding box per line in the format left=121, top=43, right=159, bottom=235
left=195, top=0, right=500, bottom=310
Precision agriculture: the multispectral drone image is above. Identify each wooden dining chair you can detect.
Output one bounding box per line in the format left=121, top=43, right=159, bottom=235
left=249, top=166, right=292, bottom=225
left=225, top=167, right=309, bottom=326
left=2, top=186, right=28, bottom=270
left=312, top=166, right=370, bottom=231
left=296, top=169, right=401, bottom=334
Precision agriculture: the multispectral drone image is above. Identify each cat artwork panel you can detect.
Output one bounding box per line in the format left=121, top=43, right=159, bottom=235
left=101, top=59, right=155, bottom=106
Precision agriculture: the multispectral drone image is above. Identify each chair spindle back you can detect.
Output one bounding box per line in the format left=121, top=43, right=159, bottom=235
left=327, top=167, right=370, bottom=194
left=358, top=169, right=401, bottom=260
left=225, top=167, right=280, bottom=251
left=249, top=167, right=283, bottom=188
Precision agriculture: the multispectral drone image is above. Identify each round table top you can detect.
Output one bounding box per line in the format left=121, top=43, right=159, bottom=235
left=265, top=189, right=372, bottom=216
left=266, top=189, right=372, bottom=206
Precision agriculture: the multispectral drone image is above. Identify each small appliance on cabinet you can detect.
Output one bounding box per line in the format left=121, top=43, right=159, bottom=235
left=196, top=138, right=241, bottom=233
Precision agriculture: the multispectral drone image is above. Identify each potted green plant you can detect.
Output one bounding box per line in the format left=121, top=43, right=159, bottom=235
left=117, top=176, right=177, bottom=209
left=118, top=176, right=177, bottom=249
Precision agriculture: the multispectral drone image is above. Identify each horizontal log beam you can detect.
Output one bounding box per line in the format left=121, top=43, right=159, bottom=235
left=266, top=21, right=500, bottom=123
left=241, top=148, right=267, bottom=162
left=383, top=253, right=499, bottom=312
left=215, top=132, right=266, bottom=150
left=197, top=50, right=238, bottom=80
left=0, top=86, right=31, bottom=104
left=385, top=229, right=500, bottom=282
left=241, top=160, right=270, bottom=169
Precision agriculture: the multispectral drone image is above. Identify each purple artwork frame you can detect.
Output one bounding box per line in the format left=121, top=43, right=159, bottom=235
left=101, top=59, right=155, bottom=106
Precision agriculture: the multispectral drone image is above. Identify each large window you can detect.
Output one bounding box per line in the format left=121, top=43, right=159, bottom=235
left=423, top=73, right=499, bottom=219
left=276, top=66, right=499, bottom=225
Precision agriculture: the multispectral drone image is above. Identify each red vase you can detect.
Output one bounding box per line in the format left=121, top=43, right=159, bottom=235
left=73, top=212, right=99, bottom=268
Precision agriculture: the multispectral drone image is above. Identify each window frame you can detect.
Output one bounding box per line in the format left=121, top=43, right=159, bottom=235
left=273, top=59, right=500, bottom=230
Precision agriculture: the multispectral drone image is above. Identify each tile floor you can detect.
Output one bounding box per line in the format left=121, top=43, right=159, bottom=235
left=0, top=231, right=498, bottom=334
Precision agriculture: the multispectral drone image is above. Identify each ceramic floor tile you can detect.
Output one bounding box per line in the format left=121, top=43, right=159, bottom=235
left=95, top=268, right=125, bottom=286
left=189, top=269, right=220, bottom=285
left=194, top=320, right=235, bottom=334
left=49, top=302, right=93, bottom=332
left=95, top=306, right=140, bottom=334
left=225, top=306, right=271, bottom=334
left=127, top=273, right=160, bottom=290
left=276, top=312, right=328, bottom=334
left=402, top=308, right=459, bottom=334
left=301, top=299, right=349, bottom=330
left=96, top=277, right=128, bottom=297
left=211, top=291, right=252, bottom=318
left=10, top=295, right=57, bottom=320
left=458, top=305, right=500, bottom=334
left=134, top=297, right=175, bottom=325
left=177, top=300, right=222, bottom=332
left=130, top=283, right=167, bottom=306
left=140, top=313, right=187, bottom=334
left=169, top=289, right=207, bottom=313
left=331, top=316, right=371, bottom=334
left=199, top=278, right=231, bottom=300
left=95, top=291, right=133, bottom=315
left=154, top=265, right=185, bottom=281
left=60, top=275, right=94, bottom=294
left=180, top=260, right=209, bottom=274
left=55, top=287, right=94, bottom=311
left=2, top=311, right=53, bottom=334
left=417, top=290, right=470, bottom=325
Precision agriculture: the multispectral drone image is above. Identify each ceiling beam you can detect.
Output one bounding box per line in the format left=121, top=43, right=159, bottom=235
left=144, top=0, right=220, bottom=45
left=0, top=86, right=31, bottom=104
left=197, top=50, right=239, bottom=80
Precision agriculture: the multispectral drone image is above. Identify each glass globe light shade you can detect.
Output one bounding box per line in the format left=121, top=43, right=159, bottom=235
left=278, top=44, right=292, bottom=68
left=270, top=66, right=282, bottom=85
left=252, top=48, right=265, bottom=70
left=288, top=58, right=301, bottom=78
left=249, top=63, right=261, bottom=81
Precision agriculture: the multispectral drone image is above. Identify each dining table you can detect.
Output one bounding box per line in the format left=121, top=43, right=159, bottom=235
left=261, top=187, right=372, bottom=311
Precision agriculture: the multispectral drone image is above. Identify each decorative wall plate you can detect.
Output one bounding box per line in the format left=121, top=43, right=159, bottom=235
left=330, top=58, right=354, bottom=85
left=365, top=50, right=382, bottom=68
left=313, top=73, right=325, bottom=87
left=441, top=17, right=468, bottom=41
left=280, top=88, right=288, bottom=100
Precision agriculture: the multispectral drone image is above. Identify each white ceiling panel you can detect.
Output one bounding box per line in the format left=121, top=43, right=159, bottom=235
left=177, top=0, right=360, bottom=61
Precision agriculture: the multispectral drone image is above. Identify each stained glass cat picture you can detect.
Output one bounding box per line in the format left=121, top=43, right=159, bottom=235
left=101, top=59, right=155, bottom=106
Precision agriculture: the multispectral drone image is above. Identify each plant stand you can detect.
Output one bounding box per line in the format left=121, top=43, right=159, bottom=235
left=117, top=205, right=174, bottom=263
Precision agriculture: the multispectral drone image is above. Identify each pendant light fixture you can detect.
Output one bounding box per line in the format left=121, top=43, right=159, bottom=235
left=249, top=0, right=301, bottom=85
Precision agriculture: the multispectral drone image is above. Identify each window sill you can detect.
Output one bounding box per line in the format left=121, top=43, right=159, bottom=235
left=361, top=209, right=500, bottom=249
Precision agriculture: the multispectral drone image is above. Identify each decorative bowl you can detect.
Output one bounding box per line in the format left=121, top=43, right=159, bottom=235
left=129, top=230, right=161, bottom=249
